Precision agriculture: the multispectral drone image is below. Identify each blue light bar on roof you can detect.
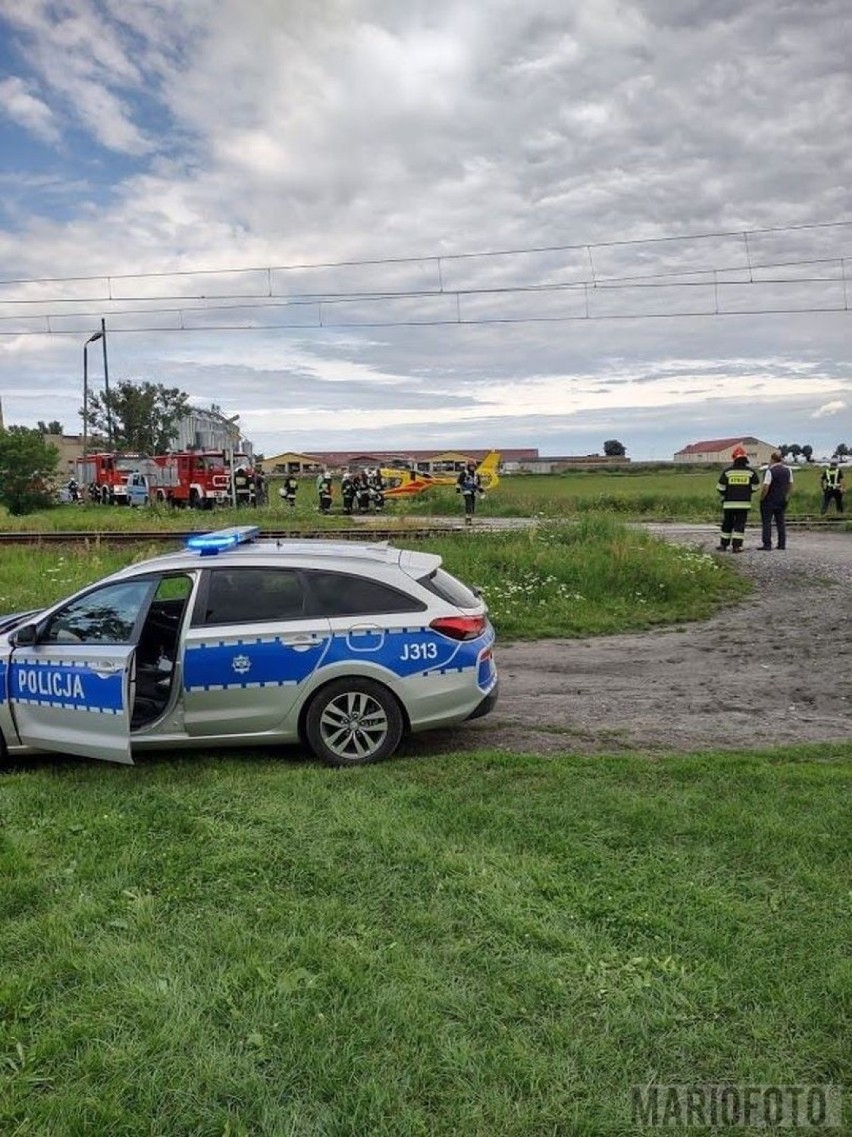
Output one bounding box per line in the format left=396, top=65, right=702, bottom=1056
left=186, top=526, right=260, bottom=556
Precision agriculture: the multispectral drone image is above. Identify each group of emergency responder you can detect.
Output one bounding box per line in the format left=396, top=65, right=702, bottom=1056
left=61, top=478, right=139, bottom=505
left=277, top=469, right=389, bottom=514
left=716, top=448, right=845, bottom=551
left=340, top=469, right=386, bottom=515
left=274, top=461, right=487, bottom=521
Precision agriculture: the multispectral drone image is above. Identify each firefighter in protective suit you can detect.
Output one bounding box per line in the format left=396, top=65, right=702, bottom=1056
left=367, top=468, right=385, bottom=512
left=233, top=466, right=252, bottom=506
left=341, top=471, right=356, bottom=514
left=279, top=474, right=299, bottom=508
left=456, top=461, right=484, bottom=525
left=317, top=472, right=333, bottom=514
left=355, top=472, right=372, bottom=513
left=716, top=446, right=760, bottom=552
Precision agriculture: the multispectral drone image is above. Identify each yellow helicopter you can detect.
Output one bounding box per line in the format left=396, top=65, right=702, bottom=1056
left=380, top=450, right=501, bottom=499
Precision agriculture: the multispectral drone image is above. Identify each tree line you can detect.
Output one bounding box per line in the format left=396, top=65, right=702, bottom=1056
left=1, top=381, right=190, bottom=515
left=779, top=443, right=851, bottom=461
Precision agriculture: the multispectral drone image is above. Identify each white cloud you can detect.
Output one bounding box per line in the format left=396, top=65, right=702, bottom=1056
left=1, top=0, right=153, bottom=154
left=0, top=76, right=59, bottom=142
left=810, top=400, right=847, bottom=418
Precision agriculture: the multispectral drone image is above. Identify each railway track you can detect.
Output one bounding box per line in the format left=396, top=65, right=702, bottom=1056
left=0, top=526, right=471, bottom=546
left=0, top=517, right=845, bottom=546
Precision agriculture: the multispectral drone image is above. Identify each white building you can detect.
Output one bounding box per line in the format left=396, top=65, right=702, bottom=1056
left=173, top=404, right=253, bottom=457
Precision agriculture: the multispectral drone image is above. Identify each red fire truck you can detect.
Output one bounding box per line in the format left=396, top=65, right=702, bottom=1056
left=76, top=451, right=233, bottom=508
left=152, top=451, right=232, bottom=508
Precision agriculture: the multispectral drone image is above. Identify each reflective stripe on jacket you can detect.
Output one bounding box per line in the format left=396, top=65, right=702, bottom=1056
left=823, top=468, right=841, bottom=488
left=716, top=463, right=760, bottom=508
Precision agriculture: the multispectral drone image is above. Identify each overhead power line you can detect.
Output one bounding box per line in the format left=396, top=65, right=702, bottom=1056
left=0, top=254, right=846, bottom=308
left=0, top=303, right=848, bottom=338
left=0, top=219, right=850, bottom=289
left=0, top=219, right=848, bottom=336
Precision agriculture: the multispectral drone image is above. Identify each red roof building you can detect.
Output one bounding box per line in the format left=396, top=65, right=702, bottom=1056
left=259, top=447, right=538, bottom=474
left=673, top=436, right=777, bottom=464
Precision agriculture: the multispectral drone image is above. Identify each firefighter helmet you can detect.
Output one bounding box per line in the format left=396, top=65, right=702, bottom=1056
left=731, top=446, right=747, bottom=459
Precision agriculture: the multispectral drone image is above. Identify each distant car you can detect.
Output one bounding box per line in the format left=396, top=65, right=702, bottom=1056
left=0, top=527, right=497, bottom=767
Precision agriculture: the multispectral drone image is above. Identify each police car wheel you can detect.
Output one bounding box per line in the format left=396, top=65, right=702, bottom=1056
left=306, top=678, right=403, bottom=766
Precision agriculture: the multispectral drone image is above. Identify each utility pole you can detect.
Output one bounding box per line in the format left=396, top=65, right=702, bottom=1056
left=101, top=318, right=113, bottom=448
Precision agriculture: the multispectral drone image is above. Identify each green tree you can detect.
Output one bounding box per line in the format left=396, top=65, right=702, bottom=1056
left=603, top=439, right=627, bottom=457
left=835, top=442, right=849, bottom=458
left=83, top=380, right=190, bottom=454
left=801, top=444, right=813, bottom=463
left=37, top=419, right=64, bottom=435
left=0, top=427, right=59, bottom=515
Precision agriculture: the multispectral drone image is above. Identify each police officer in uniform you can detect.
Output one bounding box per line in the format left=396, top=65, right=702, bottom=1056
left=820, top=459, right=844, bottom=514
left=716, top=446, right=760, bottom=551
left=456, top=461, right=484, bottom=526
left=279, top=474, right=299, bottom=508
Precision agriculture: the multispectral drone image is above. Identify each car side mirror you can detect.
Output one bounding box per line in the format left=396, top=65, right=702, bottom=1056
left=11, top=623, right=37, bottom=646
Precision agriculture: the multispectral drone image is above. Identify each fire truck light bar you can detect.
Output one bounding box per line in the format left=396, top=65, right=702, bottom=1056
left=186, top=526, right=260, bottom=556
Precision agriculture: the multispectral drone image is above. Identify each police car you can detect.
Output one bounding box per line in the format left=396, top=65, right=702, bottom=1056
left=0, top=527, right=498, bottom=767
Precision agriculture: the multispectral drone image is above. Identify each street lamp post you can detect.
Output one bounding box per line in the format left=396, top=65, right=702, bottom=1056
left=82, top=329, right=104, bottom=459
left=226, top=414, right=240, bottom=508
left=100, top=317, right=113, bottom=448
left=82, top=319, right=113, bottom=458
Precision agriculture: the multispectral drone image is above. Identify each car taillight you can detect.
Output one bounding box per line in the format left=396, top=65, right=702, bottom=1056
left=429, top=614, right=486, bottom=641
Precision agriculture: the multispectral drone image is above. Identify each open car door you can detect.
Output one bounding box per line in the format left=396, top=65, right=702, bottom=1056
left=7, top=577, right=159, bottom=764
left=9, top=643, right=137, bottom=764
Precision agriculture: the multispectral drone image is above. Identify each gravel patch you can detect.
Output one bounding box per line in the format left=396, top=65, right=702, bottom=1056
left=405, top=526, right=852, bottom=757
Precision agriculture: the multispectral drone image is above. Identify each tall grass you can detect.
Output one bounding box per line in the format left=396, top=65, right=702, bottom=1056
left=0, top=519, right=746, bottom=639
left=409, top=517, right=746, bottom=637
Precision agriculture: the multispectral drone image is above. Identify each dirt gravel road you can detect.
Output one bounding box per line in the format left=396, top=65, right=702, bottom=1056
left=408, top=526, right=852, bottom=757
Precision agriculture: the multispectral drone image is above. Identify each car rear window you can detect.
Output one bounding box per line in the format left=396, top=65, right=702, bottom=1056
left=417, top=568, right=479, bottom=609
left=305, top=571, right=427, bottom=617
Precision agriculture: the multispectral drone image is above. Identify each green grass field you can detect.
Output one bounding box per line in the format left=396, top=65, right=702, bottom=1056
left=4, top=465, right=840, bottom=529
left=2, top=747, right=850, bottom=1135
left=382, top=465, right=832, bottom=521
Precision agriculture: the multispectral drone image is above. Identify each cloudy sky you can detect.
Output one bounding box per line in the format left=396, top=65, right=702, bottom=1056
left=0, top=0, right=850, bottom=461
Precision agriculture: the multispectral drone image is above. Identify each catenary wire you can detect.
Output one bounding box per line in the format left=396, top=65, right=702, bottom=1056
left=0, top=303, right=847, bottom=336
left=0, top=255, right=845, bottom=309
left=0, top=219, right=849, bottom=288
left=0, top=257, right=847, bottom=335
